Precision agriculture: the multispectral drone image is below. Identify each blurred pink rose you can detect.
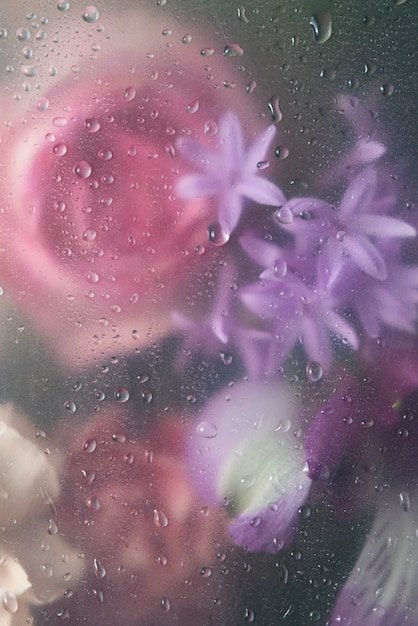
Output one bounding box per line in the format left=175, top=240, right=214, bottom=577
left=46, top=410, right=246, bottom=624
left=0, top=11, right=258, bottom=368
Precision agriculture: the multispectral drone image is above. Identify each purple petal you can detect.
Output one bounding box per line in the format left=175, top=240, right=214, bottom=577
left=305, top=387, right=357, bottom=481
left=240, top=233, right=282, bottom=268
left=219, top=189, right=243, bottom=234
left=358, top=215, right=416, bottom=238
left=340, top=167, right=377, bottom=218
left=326, top=310, right=359, bottom=350
left=176, top=173, right=220, bottom=199
left=176, top=136, right=214, bottom=166
left=218, top=111, right=245, bottom=167
left=237, top=176, right=286, bottom=206
left=300, top=314, right=332, bottom=370
left=344, top=235, right=387, bottom=280
left=243, top=124, right=277, bottom=175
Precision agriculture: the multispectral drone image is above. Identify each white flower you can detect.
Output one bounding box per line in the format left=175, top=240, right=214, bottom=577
left=0, top=404, right=81, bottom=624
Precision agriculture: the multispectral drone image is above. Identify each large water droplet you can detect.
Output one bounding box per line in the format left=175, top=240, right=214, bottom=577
left=275, top=206, right=293, bottom=225
left=224, top=43, right=244, bottom=57
left=196, top=421, right=218, bottom=439
left=114, top=387, right=130, bottom=403
left=154, top=509, right=169, bottom=528
left=75, top=161, right=92, bottom=179
left=82, top=6, right=99, bottom=23
left=2, top=591, right=18, bottom=614
left=400, top=491, right=411, bottom=512
left=93, top=558, right=107, bottom=579
left=267, top=95, right=282, bottom=123
left=310, top=11, right=332, bottom=44
left=65, top=400, right=77, bottom=413
left=306, top=361, right=323, bottom=382
left=124, top=86, right=136, bottom=102
left=207, top=222, right=230, bottom=246
left=85, top=118, right=101, bottom=133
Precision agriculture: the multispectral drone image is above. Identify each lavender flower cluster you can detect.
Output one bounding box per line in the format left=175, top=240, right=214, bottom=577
left=178, top=100, right=418, bottom=624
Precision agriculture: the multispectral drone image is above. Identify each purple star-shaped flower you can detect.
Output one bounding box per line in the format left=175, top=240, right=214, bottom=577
left=277, top=167, right=416, bottom=285
left=176, top=112, right=286, bottom=240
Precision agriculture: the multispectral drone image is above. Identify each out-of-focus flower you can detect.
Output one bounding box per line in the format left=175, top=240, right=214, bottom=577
left=176, top=111, right=286, bottom=240
left=45, top=409, right=246, bottom=624
left=0, top=13, right=260, bottom=369
left=188, top=381, right=312, bottom=553
left=0, top=403, right=81, bottom=624
left=240, top=232, right=359, bottom=372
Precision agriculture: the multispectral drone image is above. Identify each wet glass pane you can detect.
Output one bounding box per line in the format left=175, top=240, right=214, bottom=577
left=0, top=1, right=417, bottom=624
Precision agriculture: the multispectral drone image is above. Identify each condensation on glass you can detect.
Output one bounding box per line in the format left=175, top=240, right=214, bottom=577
left=0, top=1, right=416, bottom=624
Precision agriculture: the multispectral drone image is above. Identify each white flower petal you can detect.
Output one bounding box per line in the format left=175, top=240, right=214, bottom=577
left=331, top=489, right=418, bottom=625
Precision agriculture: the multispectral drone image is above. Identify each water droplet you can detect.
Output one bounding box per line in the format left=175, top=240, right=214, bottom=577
left=53, top=143, right=68, bottom=156
left=400, top=491, right=411, bottom=512
left=36, top=96, right=49, bottom=111
left=204, top=120, right=218, bottom=136
left=2, top=591, right=18, bottom=614
left=246, top=81, right=257, bottom=94
left=83, top=438, right=97, bottom=453
left=41, top=563, right=54, bottom=578
left=16, top=28, right=31, bottom=41
left=250, top=516, right=262, bottom=528
left=112, top=433, right=126, bottom=443
left=186, top=99, right=199, bottom=114
left=207, top=222, right=230, bottom=246
left=275, top=206, right=293, bottom=225
left=85, top=118, right=101, bottom=133
left=114, top=387, right=130, bottom=403
left=200, top=567, right=212, bottom=577
left=75, top=161, right=92, bottom=179
left=21, top=65, right=37, bottom=77
left=220, top=351, right=233, bottom=365
left=82, top=6, right=99, bottom=23
left=124, top=86, right=136, bottom=102
left=65, top=400, right=77, bottom=413
left=310, top=11, right=333, bottom=44
left=273, top=258, right=287, bottom=278
left=82, top=469, right=96, bottom=485
left=267, top=95, right=282, bottom=123
left=244, top=608, right=255, bottom=622
left=154, top=509, right=169, bottom=528
left=298, top=505, right=311, bottom=519
left=306, top=361, right=323, bottom=382
left=0, top=28, right=8, bottom=39
left=380, top=83, right=395, bottom=97
left=241, top=474, right=257, bottom=488
left=182, top=33, right=192, bottom=44
left=82, top=227, right=97, bottom=242
left=196, top=421, right=218, bottom=439
left=224, top=43, right=244, bottom=57
left=93, top=558, right=106, bottom=579
left=200, top=48, right=214, bottom=57
left=275, top=145, right=289, bottom=159
left=57, top=1, right=70, bottom=11
left=161, top=597, right=171, bottom=613
left=237, top=6, right=249, bottom=24
left=47, top=518, right=59, bottom=535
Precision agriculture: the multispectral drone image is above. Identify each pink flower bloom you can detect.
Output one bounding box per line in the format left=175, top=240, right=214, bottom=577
left=0, top=15, right=259, bottom=369
left=45, top=410, right=247, bottom=625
